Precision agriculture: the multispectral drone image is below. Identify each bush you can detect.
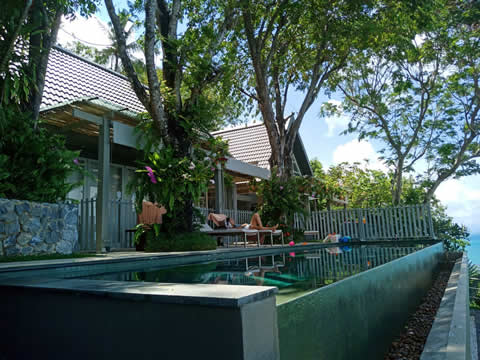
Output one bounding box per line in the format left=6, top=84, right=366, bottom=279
left=144, top=230, right=216, bottom=252
left=252, top=169, right=317, bottom=241
left=0, top=106, right=83, bottom=202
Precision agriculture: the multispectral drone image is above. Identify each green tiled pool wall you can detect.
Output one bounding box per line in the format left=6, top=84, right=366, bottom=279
left=277, top=242, right=444, bottom=360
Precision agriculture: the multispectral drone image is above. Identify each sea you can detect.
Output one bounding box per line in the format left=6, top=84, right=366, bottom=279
left=466, top=234, right=480, bottom=265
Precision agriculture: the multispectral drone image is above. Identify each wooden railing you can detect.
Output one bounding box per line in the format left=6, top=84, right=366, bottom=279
left=196, top=207, right=254, bottom=227
left=77, top=201, right=434, bottom=251
left=295, top=204, right=435, bottom=241
left=78, top=199, right=137, bottom=251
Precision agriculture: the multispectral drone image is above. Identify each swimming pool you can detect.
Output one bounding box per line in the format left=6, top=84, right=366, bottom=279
left=0, top=241, right=443, bottom=360
left=78, top=244, right=427, bottom=304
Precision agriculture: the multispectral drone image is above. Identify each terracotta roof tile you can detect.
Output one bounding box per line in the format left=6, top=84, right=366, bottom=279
left=41, top=46, right=145, bottom=114
left=40, top=47, right=311, bottom=175
left=213, top=124, right=271, bottom=170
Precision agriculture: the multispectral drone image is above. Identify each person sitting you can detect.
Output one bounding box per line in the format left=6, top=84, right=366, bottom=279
left=242, top=213, right=278, bottom=231
left=207, top=213, right=237, bottom=228
left=207, top=212, right=278, bottom=231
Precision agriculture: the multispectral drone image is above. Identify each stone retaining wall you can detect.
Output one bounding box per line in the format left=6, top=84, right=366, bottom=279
left=0, top=198, right=78, bottom=256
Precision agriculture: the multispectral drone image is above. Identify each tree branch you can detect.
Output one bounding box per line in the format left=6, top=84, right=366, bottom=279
left=144, top=0, right=168, bottom=135
left=33, top=5, right=63, bottom=127
left=0, top=0, right=32, bottom=75
left=105, top=0, right=151, bottom=113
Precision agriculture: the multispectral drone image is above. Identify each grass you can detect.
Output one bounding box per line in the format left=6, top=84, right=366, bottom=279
left=0, top=253, right=101, bottom=263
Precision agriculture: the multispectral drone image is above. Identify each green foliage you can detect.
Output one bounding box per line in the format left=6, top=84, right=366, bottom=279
left=231, top=0, right=382, bottom=176
left=431, top=202, right=470, bottom=251
left=469, top=260, right=480, bottom=309
left=128, top=145, right=213, bottom=234
left=65, top=9, right=141, bottom=73
left=0, top=0, right=99, bottom=111
left=311, top=159, right=471, bottom=250
left=311, top=159, right=394, bottom=209
left=128, top=134, right=230, bottom=235
left=144, top=231, right=216, bottom=252
left=0, top=106, right=85, bottom=202
left=328, top=0, right=480, bottom=203
left=252, top=169, right=317, bottom=240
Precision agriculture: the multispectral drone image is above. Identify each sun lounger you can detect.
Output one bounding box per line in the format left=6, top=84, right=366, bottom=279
left=257, top=229, right=284, bottom=246
left=203, top=228, right=261, bottom=247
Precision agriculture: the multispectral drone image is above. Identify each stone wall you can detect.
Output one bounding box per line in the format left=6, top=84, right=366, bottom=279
left=0, top=198, right=78, bottom=256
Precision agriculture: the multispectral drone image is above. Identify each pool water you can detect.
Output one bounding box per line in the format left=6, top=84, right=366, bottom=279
left=79, top=245, right=425, bottom=304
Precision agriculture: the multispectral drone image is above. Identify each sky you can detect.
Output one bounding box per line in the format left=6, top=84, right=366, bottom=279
left=57, top=4, right=480, bottom=235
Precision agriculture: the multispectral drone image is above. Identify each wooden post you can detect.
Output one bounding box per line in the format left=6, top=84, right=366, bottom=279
left=96, top=116, right=111, bottom=253
left=427, top=202, right=435, bottom=239
left=205, top=188, right=209, bottom=210
left=214, top=164, right=225, bottom=214
left=232, top=183, right=237, bottom=220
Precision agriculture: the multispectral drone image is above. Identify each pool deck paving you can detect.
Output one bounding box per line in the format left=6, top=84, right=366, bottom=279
left=471, top=309, right=480, bottom=360
left=0, top=244, right=300, bottom=273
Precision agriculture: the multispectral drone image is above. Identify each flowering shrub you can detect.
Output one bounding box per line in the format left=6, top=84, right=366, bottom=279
left=128, top=137, right=230, bottom=235
left=251, top=169, right=319, bottom=241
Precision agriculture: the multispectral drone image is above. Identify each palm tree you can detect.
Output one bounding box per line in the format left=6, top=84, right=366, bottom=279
left=97, top=10, right=140, bottom=72
left=65, top=11, right=140, bottom=73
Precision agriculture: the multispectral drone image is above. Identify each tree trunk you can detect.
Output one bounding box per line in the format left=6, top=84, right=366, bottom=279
left=26, top=3, right=63, bottom=127
left=392, top=158, right=404, bottom=206
left=270, top=139, right=294, bottom=181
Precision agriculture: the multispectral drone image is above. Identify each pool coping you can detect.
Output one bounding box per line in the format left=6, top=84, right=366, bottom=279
left=0, top=276, right=278, bottom=308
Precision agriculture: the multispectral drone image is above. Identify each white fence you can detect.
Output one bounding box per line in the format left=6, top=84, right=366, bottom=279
left=294, top=204, right=435, bottom=240
left=196, top=207, right=254, bottom=227
left=77, top=202, right=434, bottom=251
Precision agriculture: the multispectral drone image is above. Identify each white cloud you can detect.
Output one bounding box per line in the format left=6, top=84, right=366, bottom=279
left=57, top=14, right=148, bottom=66
left=322, top=99, right=350, bottom=137
left=332, top=139, right=387, bottom=171
left=58, top=15, right=112, bottom=50
left=436, top=177, right=480, bottom=234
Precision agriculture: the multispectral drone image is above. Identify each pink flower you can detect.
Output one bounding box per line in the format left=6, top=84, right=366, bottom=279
left=289, top=241, right=294, bottom=246
left=73, top=158, right=79, bottom=165
left=148, top=174, right=157, bottom=184
left=211, top=167, right=215, bottom=172
left=279, top=186, right=284, bottom=190
left=289, top=252, right=296, bottom=257
left=145, top=166, right=157, bottom=184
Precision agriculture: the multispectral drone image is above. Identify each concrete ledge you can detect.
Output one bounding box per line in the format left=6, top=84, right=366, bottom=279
left=421, top=252, right=471, bottom=360
left=0, top=282, right=279, bottom=360
left=0, top=277, right=277, bottom=308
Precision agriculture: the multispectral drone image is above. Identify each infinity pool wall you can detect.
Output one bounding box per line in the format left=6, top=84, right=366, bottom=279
left=277, top=242, right=444, bottom=360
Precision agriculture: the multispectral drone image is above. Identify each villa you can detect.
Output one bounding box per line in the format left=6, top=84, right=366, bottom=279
left=40, top=45, right=313, bottom=251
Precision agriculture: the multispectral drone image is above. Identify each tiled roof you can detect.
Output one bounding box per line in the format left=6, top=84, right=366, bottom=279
left=41, top=46, right=146, bottom=114
left=213, top=124, right=272, bottom=170
left=41, top=47, right=312, bottom=175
